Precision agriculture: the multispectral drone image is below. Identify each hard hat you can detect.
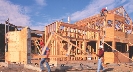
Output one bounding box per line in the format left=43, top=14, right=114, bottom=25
left=99, top=45, right=103, bottom=49
left=106, top=7, right=107, bottom=9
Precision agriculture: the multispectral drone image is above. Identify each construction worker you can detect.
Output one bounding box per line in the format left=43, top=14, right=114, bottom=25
left=39, top=39, right=51, bottom=72
left=96, top=45, right=105, bottom=72
left=100, top=7, right=108, bottom=16
left=40, top=39, right=44, bottom=51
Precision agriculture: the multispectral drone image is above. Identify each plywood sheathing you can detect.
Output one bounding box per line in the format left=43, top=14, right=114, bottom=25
left=6, top=27, right=31, bottom=64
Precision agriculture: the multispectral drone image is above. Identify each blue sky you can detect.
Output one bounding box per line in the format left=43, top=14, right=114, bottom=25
left=0, top=0, right=133, bottom=30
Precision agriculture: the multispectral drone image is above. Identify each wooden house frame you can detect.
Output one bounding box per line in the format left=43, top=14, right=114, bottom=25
left=5, top=6, right=133, bottom=66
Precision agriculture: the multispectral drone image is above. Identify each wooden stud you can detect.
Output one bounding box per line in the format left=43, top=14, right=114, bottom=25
left=66, top=44, right=72, bottom=55
left=54, top=32, right=87, bottom=53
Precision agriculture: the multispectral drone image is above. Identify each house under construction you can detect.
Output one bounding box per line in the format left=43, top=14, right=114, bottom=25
left=2, top=6, right=133, bottom=66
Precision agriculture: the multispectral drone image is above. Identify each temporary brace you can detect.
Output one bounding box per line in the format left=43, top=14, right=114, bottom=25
left=41, top=33, right=53, bottom=55
left=104, top=42, right=133, bottom=61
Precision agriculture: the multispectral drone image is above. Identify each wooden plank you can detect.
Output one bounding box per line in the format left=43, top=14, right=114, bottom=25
left=41, top=33, right=53, bottom=55
left=8, top=51, right=20, bottom=63
left=32, top=54, right=96, bottom=58
left=52, top=35, right=62, bottom=55
left=5, top=52, right=8, bottom=62
left=75, top=14, right=104, bottom=25
left=54, top=32, right=87, bottom=54
left=60, top=23, right=99, bottom=32
left=104, top=42, right=133, bottom=61
left=62, top=36, right=90, bottom=41
left=118, top=53, right=129, bottom=63
left=104, top=52, right=115, bottom=63
left=31, top=30, right=44, bottom=34
left=114, top=31, right=125, bottom=39
left=7, top=31, right=22, bottom=63
left=105, top=27, right=114, bottom=38
left=31, top=37, right=41, bottom=40
left=114, top=14, right=125, bottom=22
left=44, top=26, right=48, bottom=44
left=129, top=42, right=133, bottom=46
left=20, top=27, right=31, bottom=64
left=66, top=44, right=72, bottom=55
left=20, top=51, right=27, bottom=64
left=106, top=14, right=114, bottom=20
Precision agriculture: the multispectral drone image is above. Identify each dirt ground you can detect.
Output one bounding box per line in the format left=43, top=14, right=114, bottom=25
left=0, top=67, right=37, bottom=72
left=0, top=64, right=133, bottom=72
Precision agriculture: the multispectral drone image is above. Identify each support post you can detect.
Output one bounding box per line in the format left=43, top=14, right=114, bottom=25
left=66, top=44, right=72, bottom=55
left=5, top=18, right=9, bottom=52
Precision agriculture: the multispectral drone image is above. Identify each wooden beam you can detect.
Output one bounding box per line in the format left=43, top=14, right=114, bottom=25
left=66, top=44, right=72, bottom=55
left=31, top=30, right=44, bottom=34
left=60, top=23, right=99, bottom=32
left=104, top=42, right=133, bottom=61
left=41, top=33, right=53, bottom=55
left=17, top=26, right=25, bottom=28
left=53, top=32, right=87, bottom=54
left=32, top=54, right=96, bottom=58
left=61, top=36, right=90, bottom=41
left=114, top=14, right=125, bottom=22
left=75, top=15, right=104, bottom=26
left=31, top=37, right=41, bottom=40
left=53, top=35, right=62, bottom=55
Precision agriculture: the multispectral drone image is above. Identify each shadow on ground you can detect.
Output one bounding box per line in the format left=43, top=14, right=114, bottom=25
left=51, top=66, right=73, bottom=72
left=103, top=68, right=114, bottom=72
